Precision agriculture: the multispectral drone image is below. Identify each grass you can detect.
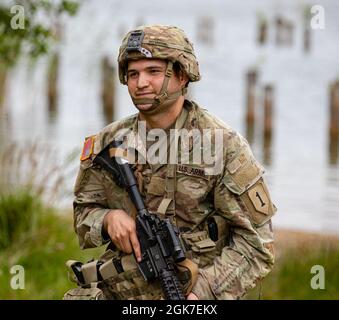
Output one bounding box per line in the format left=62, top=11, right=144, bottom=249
left=1, top=142, right=337, bottom=300
left=245, top=230, right=339, bottom=300
left=0, top=190, right=41, bottom=249
left=0, top=192, right=338, bottom=299
left=0, top=142, right=100, bottom=299
left=0, top=191, right=103, bottom=300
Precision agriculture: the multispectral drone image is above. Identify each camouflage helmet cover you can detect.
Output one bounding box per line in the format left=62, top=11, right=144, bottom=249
left=118, top=24, right=200, bottom=84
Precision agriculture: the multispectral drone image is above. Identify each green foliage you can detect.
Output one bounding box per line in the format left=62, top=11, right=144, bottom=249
left=0, top=190, right=42, bottom=249
left=0, top=192, right=102, bottom=299
left=245, top=244, right=339, bottom=300
left=1, top=194, right=338, bottom=300
left=0, top=0, right=80, bottom=68
left=0, top=141, right=99, bottom=299
left=0, top=6, right=28, bottom=67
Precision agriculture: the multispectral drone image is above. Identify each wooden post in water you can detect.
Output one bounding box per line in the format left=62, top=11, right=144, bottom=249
left=257, top=14, right=267, bottom=45
left=245, top=70, right=257, bottom=144
left=329, top=81, right=339, bottom=164
left=263, top=85, right=274, bottom=165
left=303, top=6, right=311, bottom=53
left=45, top=21, right=63, bottom=122
left=275, top=16, right=284, bottom=46
left=47, top=52, right=59, bottom=117
left=264, top=85, right=274, bottom=137
left=197, top=17, right=214, bottom=45
left=101, top=57, right=115, bottom=124
left=329, top=81, right=339, bottom=137
left=246, top=70, right=257, bottom=125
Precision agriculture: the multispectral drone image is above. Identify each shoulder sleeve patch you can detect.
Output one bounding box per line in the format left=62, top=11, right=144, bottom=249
left=223, top=150, right=265, bottom=195
left=247, top=179, right=272, bottom=215
left=80, top=136, right=95, bottom=161
left=240, top=178, right=277, bottom=226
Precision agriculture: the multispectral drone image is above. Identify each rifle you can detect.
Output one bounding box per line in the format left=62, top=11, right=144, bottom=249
left=93, top=140, right=186, bottom=300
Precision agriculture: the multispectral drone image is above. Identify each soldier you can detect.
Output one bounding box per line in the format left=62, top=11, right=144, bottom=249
left=70, top=25, right=276, bottom=300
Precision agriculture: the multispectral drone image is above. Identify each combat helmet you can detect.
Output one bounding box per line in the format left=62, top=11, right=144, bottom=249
left=118, top=25, right=200, bottom=111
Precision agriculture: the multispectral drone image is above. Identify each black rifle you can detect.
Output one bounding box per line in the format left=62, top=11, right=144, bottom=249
left=93, top=140, right=186, bottom=300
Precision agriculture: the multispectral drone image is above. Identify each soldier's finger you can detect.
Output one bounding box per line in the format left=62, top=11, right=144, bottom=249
left=130, top=232, right=141, bottom=262
left=118, top=237, right=132, bottom=254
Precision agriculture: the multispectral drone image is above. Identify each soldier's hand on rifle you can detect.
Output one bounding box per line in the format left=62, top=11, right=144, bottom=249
left=103, top=209, right=142, bottom=262
left=187, top=292, right=199, bottom=300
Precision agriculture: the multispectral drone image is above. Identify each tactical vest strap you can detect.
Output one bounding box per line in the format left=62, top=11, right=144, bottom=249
left=157, top=198, right=172, bottom=215
left=165, top=164, right=176, bottom=219
left=81, top=260, right=99, bottom=284
left=163, top=107, right=188, bottom=221
left=99, top=259, right=119, bottom=280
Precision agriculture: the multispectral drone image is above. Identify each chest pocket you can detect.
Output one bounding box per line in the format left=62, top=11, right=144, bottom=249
left=176, top=165, right=214, bottom=206
left=143, top=173, right=167, bottom=214
left=146, top=176, right=166, bottom=196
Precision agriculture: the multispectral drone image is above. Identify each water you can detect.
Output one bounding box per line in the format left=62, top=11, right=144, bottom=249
left=1, top=0, right=339, bottom=235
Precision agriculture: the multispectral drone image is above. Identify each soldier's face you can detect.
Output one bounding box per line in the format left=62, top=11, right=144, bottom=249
left=127, top=59, right=186, bottom=112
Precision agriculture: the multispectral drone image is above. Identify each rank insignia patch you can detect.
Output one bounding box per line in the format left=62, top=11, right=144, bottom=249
left=80, top=136, right=94, bottom=161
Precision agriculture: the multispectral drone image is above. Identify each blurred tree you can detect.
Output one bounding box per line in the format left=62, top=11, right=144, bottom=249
left=0, top=0, right=79, bottom=69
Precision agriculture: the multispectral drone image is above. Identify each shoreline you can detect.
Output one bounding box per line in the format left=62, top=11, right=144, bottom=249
left=274, top=227, right=339, bottom=258
left=275, top=227, right=339, bottom=242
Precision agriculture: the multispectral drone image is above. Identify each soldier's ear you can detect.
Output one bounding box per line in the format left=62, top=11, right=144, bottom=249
left=180, top=71, right=189, bottom=87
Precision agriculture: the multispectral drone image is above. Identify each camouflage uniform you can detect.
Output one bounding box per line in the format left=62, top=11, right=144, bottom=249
left=71, top=25, right=276, bottom=300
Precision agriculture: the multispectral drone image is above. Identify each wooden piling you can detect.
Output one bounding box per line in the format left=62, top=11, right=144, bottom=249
left=329, top=81, right=339, bottom=137
left=304, top=28, right=311, bottom=53
left=263, top=85, right=274, bottom=165
left=47, top=52, right=59, bottom=117
left=263, top=128, right=272, bottom=166
left=328, top=81, right=339, bottom=164
left=101, top=57, right=115, bottom=124
left=275, top=16, right=284, bottom=46
left=329, top=134, right=338, bottom=165
left=246, top=70, right=257, bottom=126
left=197, top=17, right=214, bottom=45
left=264, top=85, right=274, bottom=137
left=245, top=70, right=257, bottom=144
left=257, top=14, right=267, bottom=45
left=303, top=6, right=311, bottom=53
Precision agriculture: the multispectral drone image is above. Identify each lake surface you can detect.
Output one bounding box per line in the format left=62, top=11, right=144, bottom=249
left=1, top=0, right=339, bottom=235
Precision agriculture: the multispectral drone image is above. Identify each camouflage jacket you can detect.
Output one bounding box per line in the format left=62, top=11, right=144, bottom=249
left=73, top=100, right=276, bottom=300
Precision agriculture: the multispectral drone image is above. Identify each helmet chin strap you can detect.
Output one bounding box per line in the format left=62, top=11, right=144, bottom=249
left=131, top=61, right=187, bottom=116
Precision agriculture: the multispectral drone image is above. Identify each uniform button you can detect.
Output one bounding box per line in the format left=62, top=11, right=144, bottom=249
left=145, top=177, right=151, bottom=184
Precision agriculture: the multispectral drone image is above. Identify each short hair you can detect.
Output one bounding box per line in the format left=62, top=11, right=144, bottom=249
left=173, top=61, right=189, bottom=87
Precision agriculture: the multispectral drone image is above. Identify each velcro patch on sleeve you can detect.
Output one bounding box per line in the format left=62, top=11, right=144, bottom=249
left=80, top=136, right=95, bottom=161
left=248, top=181, right=271, bottom=215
